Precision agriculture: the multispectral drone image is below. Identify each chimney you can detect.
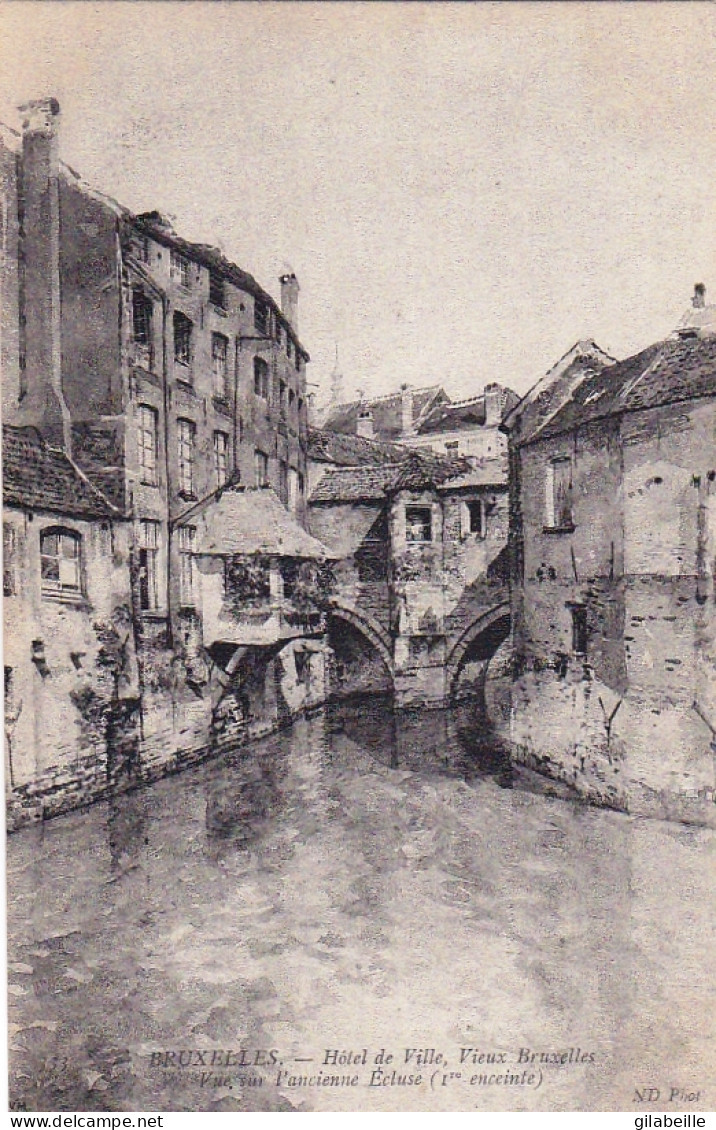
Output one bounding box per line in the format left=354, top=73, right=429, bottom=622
left=18, top=97, right=72, bottom=454
left=484, top=382, right=504, bottom=427
left=400, top=383, right=414, bottom=436
left=280, top=272, right=299, bottom=332
left=356, top=408, right=375, bottom=440
left=693, top=283, right=706, bottom=309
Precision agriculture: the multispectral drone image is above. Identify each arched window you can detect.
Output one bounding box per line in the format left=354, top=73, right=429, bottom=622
left=40, top=527, right=82, bottom=596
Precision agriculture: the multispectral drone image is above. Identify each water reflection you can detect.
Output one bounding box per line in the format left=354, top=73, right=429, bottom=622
left=325, top=691, right=514, bottom=786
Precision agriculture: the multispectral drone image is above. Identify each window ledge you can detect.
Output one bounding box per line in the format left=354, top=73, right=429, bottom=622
left=140, top=610, right=168, bottom=621
left=178, top=491, right=197, bottom=503
left=543, top=524, right=575, bottom=534
left=175, top=376, right=195, bottom=392
left=210, top=303, right=228, bottom=316
left=139, top=480, right=158, bottom=489
left=41, top=590, right=88, bottom=609
left=212, top=395, right=233, bottom=417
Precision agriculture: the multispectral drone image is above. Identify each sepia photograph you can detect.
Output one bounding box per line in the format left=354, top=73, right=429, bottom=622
left=1, top=1, right=714, bottom=1116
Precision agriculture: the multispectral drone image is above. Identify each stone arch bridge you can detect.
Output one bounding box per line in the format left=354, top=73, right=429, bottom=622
left=327, top=583, right=510, bottom=708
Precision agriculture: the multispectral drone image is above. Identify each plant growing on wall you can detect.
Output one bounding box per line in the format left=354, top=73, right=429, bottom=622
left=282, top=559, right=335, bottom=616
left=224, top=554, right=271, bottom=615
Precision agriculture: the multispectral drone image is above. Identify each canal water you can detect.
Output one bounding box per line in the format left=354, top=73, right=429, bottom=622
left=6, top=694, right=714, bottom=1112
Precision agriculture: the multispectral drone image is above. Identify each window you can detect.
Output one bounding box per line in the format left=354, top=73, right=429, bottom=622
left=138, top=519, right=161, bottom=611
left=177, top=418, right=196, bottom=497
left=132, top=290, right=153, bottom=346
left=131, top=234, right=150, bottom=263
left=279, top=459, right=289, bottom=504
left=287, top=468, right=304, bottom=513
left=406, top=506, right=432, bottom=543
left=173, top=311, right=192, bottom=370
left=289, top=388, right=296, bottom=411
left=279, top=380, right=288, bottom=417
left=546, top=457, right=573, bottom=530
left=254, top=449, right=269, bottom=488
left=212, top=333, right=229, bottom=397
left=3, top=522, right=16, bottom=596
left=463, top=499, right=483, bottom=537
left=295, top=349, right=301, bottom=374
left=170, top=250, right=191, bottom=288
left=253, top=357, right=269, bottom=399
left=445, top=440, right=459, bottom=455
left=177, top=526, right=196, bottom=608
left=274, top=317, right=283, bottom=345
left=40, top=528, right=81, bottom=596
left=571, top=605, right=588, bottom=656
left=209, top=270, right=226, bottom=309
left=214, top=431, right=229, bottom=487
left=254, top=299, right=269, bottom=336
left=137, top=405, right=158, bottom=485
left=286, top=336, right=293, bottom=360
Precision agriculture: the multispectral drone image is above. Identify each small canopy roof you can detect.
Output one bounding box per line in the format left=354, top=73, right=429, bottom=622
left=189, top=486, right=332, bottom=559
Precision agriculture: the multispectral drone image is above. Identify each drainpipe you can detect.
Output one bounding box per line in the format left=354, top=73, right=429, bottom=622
left=162, top=293, right=174, bottom=647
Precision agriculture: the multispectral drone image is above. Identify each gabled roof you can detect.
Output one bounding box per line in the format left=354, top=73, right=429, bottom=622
left=530, top=334, right=716, bottom=443
left=2, top=426, right=121, bottom=520
left=186, top=486, right=331, bottom=558
left=309, top=450, right=471, bottom=504
left=322, top=385, right=448, bottom=439
left=307, top=427, right=409, bottom=467
left=502, top=340, right=617, bottom=446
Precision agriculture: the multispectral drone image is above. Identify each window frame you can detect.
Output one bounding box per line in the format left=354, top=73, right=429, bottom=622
left=40, top=526, right=82, bottom=598
left=253, top=356, right=270, bottom=399
left=209, top=270, right=226, bottom=310
left=3, top=521, right=16, bottom=597
left=177, top=525, right=197, bottom=609
left=570, top=604, right=588, bottom=657
left=214, top=430, right=229, bottom=488
left=173, top=311, right=193, bottom=373
left=137, top=404, right=159, bottom=486
left=211, top=332, right=229, bottom=398
left=254, top=299, right=269, bottom=337
left=170, top=250, right=191, bottom=289
left=405, top=506, right=433, bottom=544
left=545, top=456, right=574, bottom=532
left=254, top=449, right=269, bottom=488
left=138, top=518, right=161, bottom=612
left=177, top=417, right=197, bottom=498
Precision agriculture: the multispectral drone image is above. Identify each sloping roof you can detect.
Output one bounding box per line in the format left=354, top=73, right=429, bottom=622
left=416, top=387, right=520, bottom=436
left=190, top=486, right=331, bottom=558
left=2, top=426, right=120, bottom=520
left=307, top=427, right=409, bottom=467
left=502, top=340, right=617, bottom=446
left=417, top=397, right=486, bottom=434
left=128, top=213, right=308, bottom=360
left=322, top=385, right=447, bottom=439
left=529, top=334, right=716, bottom=444
left=436, top=458, right=509, bottom=491
left=309, top=450, right=471, bottom=504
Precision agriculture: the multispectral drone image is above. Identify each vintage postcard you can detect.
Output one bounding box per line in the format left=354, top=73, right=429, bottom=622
left=1, top=1, right=714, bottom=1116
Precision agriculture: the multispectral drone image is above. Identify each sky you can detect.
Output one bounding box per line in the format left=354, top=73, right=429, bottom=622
left=1, top=2, right=715, bottom=407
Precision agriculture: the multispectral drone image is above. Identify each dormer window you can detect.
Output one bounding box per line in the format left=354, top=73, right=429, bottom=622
left=406, top=507, right=432, bottom=543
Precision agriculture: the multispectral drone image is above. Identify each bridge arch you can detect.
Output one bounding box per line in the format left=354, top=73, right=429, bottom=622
left=446, top=602, right=511, bottom=696
left=328, top=602, right=395, bottom=682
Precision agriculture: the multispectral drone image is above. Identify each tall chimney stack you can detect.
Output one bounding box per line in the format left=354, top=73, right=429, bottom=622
left=18, top=97, right=72, bottom=454
left=280, top=272, right=299, bottom=332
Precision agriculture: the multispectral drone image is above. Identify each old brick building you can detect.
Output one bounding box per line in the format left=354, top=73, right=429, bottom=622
left=3, top=425, right=137, bottom=827
left=1, top=98, right=330, bottom=821
left=309, top=450, right=510, bottom=705
left=505, top=316, right=716, bottom=823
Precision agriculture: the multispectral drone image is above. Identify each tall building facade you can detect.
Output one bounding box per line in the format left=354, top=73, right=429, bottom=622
left=1, top=98, right=312, bottom=647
